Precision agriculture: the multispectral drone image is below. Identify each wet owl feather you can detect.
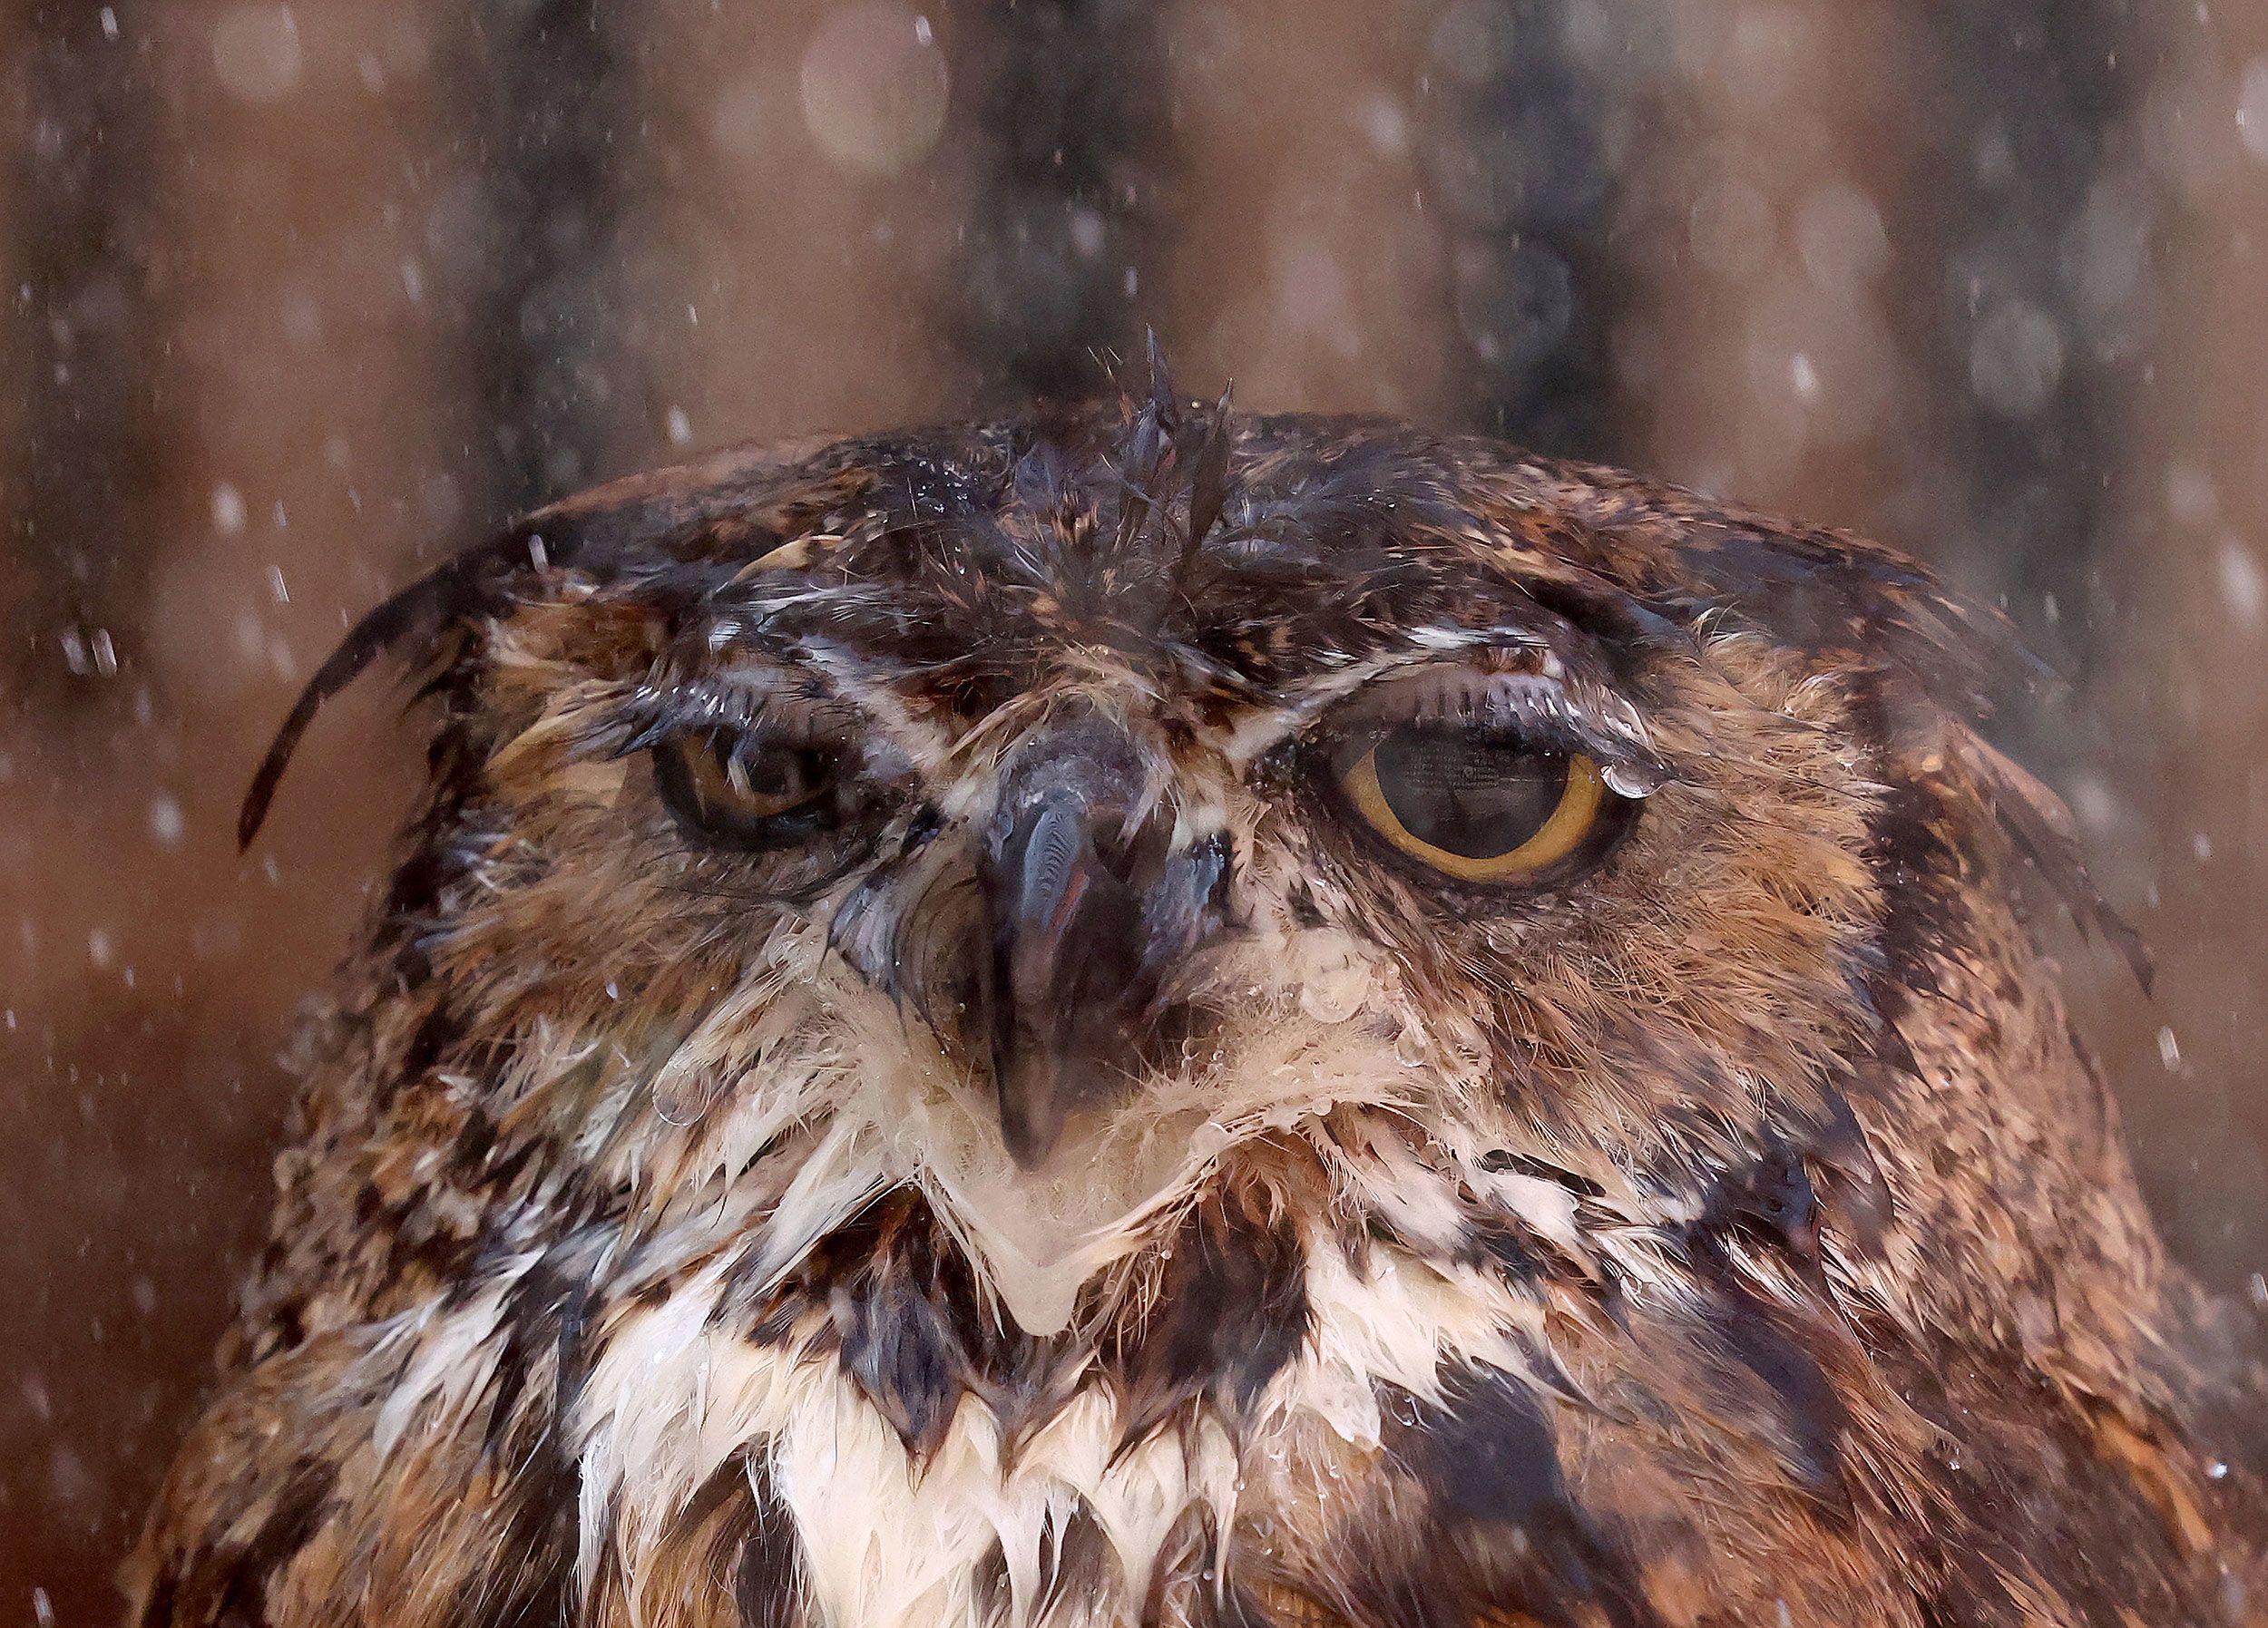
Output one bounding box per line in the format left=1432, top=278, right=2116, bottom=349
left=134, top=395, right=2268, bottom=1628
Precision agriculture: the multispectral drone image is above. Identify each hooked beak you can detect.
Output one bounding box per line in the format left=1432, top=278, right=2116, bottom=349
left=976, top=721, right=1228, bottom=1166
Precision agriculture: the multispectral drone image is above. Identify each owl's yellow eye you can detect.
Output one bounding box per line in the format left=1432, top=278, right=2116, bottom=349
left=654, top=729, right=838, bottom=847
left=1340, top=728, right=1608, bottom=882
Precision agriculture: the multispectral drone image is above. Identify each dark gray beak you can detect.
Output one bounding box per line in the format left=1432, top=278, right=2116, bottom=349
left=976, top=717, right=1229, bottom=1166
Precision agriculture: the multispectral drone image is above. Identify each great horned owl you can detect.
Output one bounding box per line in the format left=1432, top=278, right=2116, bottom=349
left=133, top=387, right=2268, bottom=1628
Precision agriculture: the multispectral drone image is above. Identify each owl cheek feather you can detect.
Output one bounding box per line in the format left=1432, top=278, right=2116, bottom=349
left=976, top=718, right=1229, bottom=1166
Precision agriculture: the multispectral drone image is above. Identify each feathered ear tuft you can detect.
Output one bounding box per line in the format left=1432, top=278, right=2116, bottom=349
left=1090, top=337, right=1240, bottom=624
left=1132, top=382, right=1237, bottom=634
left=1142, top=326, right=1178, bottom=433
left=236, top=527, right=548, bottom=850
left=1652, top=512, right=2146, bottom=989
left=1950, top=728, right=2154, bottom=993
left=1177, top=385, right=1236, bottom=576
left=1110, top=395, right=1169, bottom=561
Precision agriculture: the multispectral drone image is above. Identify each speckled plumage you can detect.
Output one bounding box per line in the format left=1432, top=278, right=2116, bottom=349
left=134, top=393, right=2268, bottom=1628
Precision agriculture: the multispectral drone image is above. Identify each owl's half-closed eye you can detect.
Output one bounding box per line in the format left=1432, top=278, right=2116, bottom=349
left=1305, top=663, right=1651, bottom=889
left=652, top=729, right=845, bottom=845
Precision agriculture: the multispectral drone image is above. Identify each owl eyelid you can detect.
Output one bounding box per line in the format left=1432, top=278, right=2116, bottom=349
left=1321, top=708, right=1589, bottom=770
left=1304, top=660, right=1665, bottom=793
left=613, top=657, right=865, bottom=754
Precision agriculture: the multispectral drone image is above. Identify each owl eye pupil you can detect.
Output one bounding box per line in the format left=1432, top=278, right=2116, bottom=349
left=720, top=738, right=819, bottom=803
left=1372, top=729, right=1569, bottom=861
left=655, top=728, right=839, bottom=847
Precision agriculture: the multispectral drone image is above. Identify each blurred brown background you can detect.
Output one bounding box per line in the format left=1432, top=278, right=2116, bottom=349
left=5, top=1, right=2266, bottom=1621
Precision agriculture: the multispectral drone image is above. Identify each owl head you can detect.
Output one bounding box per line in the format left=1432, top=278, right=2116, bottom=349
left=149, top=381, right=2256, bottom=1628
left=245, top=384, right=2129, bottom=1335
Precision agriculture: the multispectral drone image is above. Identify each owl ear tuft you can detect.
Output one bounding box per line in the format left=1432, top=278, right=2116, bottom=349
left=1157, top=385, right=1238, bottom=628
left=236, top=527, right=547, bottom=851
left=1142, top=325, right=1178, bottom=428
left=1090, top=338, right=1240, bottom=626
left=1947, top=727, right=2154, bottom=993
left=1181, top=385, right=1236, bottom=557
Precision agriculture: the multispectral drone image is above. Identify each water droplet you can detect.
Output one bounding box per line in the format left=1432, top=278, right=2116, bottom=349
left=799, top=2, right=950, bottom=177
left=211, top=3, right=305, bottom=103
left=2240, top=58, right=2268, bottom=162
left=150, top=794, right=186, bottom=849
left=1688, top=177, right=1774, bottom=279
left=211, top=482, right=247, bottom=535
left=2218, top=539, right=2263, bottom=628
left=1795, top=181, right=1888, bottom=291
left=1354, top=91, right=1410, bottom=157
left=1067, top=208, right=1106, bottom=260
left=710, top=76, right=767, bottom=159
left=2166, top=463, right=2219, bottom=526
left=1969, top=298, right=2066, bottom=418
left=1601, top=759, right=1667, bottom=798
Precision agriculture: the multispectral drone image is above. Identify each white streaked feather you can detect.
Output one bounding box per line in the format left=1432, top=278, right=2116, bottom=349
left=745, top=1116, right=890, bottom=1297
left=370, top=1272, right=528, bottom=1460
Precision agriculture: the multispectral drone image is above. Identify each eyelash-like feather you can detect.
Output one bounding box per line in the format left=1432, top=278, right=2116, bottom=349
left=608, top=668, right=857, bottom=764
left=1321, top=665, right=1670, bottom=798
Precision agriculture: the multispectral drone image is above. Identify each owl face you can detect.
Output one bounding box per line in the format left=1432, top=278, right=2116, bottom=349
left=160, top=400, right=2233, bottom=1628
left=292, top=400, right=2002, bottom=1315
